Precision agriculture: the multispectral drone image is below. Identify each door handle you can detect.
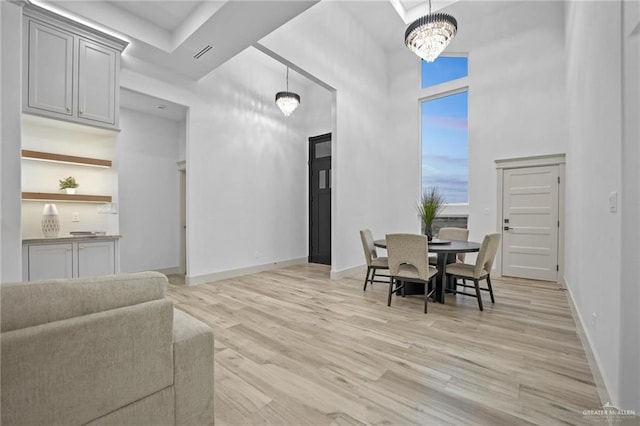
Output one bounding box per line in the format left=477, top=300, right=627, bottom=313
left=503, top=226, right=510, bottom=231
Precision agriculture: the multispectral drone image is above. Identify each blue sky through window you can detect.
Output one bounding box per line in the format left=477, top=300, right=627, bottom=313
left=421, top=91, right=468, bottom=203
left=421, top=57, right=468, bottom=88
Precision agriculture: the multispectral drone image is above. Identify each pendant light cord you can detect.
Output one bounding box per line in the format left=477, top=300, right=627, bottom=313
left=428, top=0, right=432, bottom=14
left=286, top=67, right=290, bottom=92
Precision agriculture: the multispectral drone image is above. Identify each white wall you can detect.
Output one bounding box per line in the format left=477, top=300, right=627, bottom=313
left=389, top=43, right=423, bottom=236
left=118, top=108, right=181, bottom=273
left=185, top=47, right=310, bottom=280
left=619, top=0, right=640, bottom=408
left=305, top=83, right=332, bottom=141
left=1, top=1, right=23, bottom=283
left=438, top=1, right=567, bottom=244
left=121, top=46, right=333, bottom=283
left=565, top=0, right=625, bottom=407
left=178, top=118, right=186, bottom=162
left=260, top=2, right=403, bottom=275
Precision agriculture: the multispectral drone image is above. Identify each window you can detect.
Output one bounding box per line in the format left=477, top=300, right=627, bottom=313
left=421, top=56, right=468, bottom=204
left=421, top=57, right=467, bottom=88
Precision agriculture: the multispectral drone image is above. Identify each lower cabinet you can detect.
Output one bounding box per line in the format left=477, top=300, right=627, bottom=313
left=23, top=239, right=118, bottom=281
left=27, top=243, right=74, bottom=281
left=77, top=240, right=116, bottom=278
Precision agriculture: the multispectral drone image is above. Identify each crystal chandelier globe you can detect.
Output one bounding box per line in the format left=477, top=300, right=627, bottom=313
left=404, top=0, right=457, bottom=62
left=275, top=67, right=300, bottom=117
left=275, top=92, right=300, bottom=116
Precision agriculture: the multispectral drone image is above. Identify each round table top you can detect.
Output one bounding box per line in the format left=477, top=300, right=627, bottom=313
left=374, top=238, right=481, bottom=253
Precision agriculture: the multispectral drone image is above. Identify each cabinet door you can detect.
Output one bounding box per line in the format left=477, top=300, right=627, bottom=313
left=28, top=243, right=73, bottom=281
left=77, top=241, right=115, bottom=278
left=77, top=39, right=117, bottom=125
left=27, top=20, right=74, bottom=116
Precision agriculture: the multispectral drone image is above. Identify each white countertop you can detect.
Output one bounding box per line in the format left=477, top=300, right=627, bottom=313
left=23, top=235, right=122, bottom=244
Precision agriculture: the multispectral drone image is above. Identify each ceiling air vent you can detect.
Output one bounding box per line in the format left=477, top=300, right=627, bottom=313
left=194, top=45, right=213, bottom=60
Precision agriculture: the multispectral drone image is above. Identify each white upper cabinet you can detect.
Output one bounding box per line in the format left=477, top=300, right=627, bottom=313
left=78, top=39, right=117, bottom=125
left=27, top=21, right=74, bottom=117
left=23, top=4, right=128, bottom=130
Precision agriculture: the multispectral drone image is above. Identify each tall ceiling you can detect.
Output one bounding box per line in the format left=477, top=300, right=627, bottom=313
left=31, top=0, right=461, bottom=119
left=35, top=0, right=458, bottom=82
left=36, top=0, right=319, bottom=81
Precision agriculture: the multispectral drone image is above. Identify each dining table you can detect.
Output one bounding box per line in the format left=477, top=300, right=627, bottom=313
left=374, top=238, right=481, bottom=303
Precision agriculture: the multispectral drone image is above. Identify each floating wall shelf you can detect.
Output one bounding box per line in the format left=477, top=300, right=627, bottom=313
left=22, top=192, right=112, bottom=203
left=21, top=150, right=112, bottom=167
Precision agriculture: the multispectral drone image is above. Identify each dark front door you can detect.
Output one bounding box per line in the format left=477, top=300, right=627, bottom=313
left=309, top=133, right=331, bottom=265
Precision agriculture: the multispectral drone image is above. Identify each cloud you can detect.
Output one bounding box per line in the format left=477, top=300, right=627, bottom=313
left=427, top=155, right=467, bottom=167
left=424, top=116, right=468, bottom=131
left=422, top=174, right=468, bottom=203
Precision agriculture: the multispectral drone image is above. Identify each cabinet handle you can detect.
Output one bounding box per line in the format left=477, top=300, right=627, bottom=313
left=66, top=107, right=71, bottom=113
left=66, top=248, right=72, bottom=252
left=79, top=109, right=84, bottom=115
left=78, top=246, right=84, bottom=250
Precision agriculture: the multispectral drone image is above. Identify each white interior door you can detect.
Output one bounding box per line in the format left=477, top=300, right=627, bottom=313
left=502, top=165, right=559, bottom=281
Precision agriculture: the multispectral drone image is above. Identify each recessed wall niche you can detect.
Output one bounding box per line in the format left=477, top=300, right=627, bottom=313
left=21, top=114, right=119, bottom=238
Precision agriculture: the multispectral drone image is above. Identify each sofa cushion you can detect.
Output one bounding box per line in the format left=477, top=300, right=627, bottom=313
left=1, top=271, right=167, bottom=332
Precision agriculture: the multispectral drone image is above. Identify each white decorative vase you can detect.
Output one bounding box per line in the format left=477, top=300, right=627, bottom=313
left=41, top=204, right=60, bottom=238
left=65, top=188, right=76, bottom=194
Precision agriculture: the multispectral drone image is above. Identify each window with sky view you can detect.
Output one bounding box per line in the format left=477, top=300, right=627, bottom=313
left=421, top=57, right=468, bottom=204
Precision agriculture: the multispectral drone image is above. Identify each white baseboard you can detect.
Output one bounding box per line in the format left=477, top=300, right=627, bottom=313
left=563, top=275, right=612, bottom=406
left=185, top=257, right=307, bottom=286
left=154, top=267, right=182, bottom=276
left=330, top=264, right=366, bottom=280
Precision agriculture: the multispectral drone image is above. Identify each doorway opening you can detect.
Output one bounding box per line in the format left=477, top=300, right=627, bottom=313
left=308, top=133, right=331, bottom=265
left=178, top=162, right=186, bottom=275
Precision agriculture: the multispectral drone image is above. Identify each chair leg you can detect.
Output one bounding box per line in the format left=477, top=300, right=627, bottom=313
left=474, top=279, right=484, bottom=311
left=363, top=267, right=371, bottom=291
left=486, top=275, right=495, bottom=303
left=424, top=281, right=429, bottom=314
left=387, top=278, right=394, bottom=307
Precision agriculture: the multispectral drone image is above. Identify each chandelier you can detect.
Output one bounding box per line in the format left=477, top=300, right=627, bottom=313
left=404, top=0, right=457, bottom=63
left=275, top=67, right=300, bottom=117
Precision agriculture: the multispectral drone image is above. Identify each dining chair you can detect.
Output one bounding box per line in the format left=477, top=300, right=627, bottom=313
left=386, top=233, right=438, bottom=313
left=429, top=227, right=469, bottom=265
left=444, top=233, right=501, bottom=311
left=359, top=229, right=390, bottom=291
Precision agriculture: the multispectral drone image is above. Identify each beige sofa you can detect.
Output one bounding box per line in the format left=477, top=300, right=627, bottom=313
left=1, top=271, right=214, bottom=425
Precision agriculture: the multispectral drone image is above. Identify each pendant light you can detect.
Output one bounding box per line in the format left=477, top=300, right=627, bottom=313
left=404, top=0, right=457, bottom=63
left=275, top=67, right=300, bottom=117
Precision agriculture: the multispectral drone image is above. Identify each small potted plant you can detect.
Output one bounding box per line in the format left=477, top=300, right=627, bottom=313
left=59, top=176, right=79, bottom=194
left=417, top=187, right=444, bottom=241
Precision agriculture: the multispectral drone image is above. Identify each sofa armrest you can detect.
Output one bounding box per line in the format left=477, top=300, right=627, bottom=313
left=1, top=299, right=174, bottom=426
left=173, top=309, right=215, bottom=426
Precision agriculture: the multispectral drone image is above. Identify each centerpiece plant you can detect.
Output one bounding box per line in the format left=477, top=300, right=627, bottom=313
left=417, top=187, right=444, bottom=241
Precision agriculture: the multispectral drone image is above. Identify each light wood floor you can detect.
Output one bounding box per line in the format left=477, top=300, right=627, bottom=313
left=167, top=264, right=603, bottom=425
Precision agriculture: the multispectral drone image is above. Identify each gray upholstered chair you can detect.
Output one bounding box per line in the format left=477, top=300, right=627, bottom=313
left=386, top=233, right=438, bottom=313
left=445, top=233, right=501, bottom=311
left=359, top=229, right=390, bottom=291
left=429, top=227, right=470, bottom=265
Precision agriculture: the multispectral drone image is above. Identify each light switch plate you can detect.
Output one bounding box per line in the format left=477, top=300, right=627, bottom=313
left=609, top=192, right=617, bottom=213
